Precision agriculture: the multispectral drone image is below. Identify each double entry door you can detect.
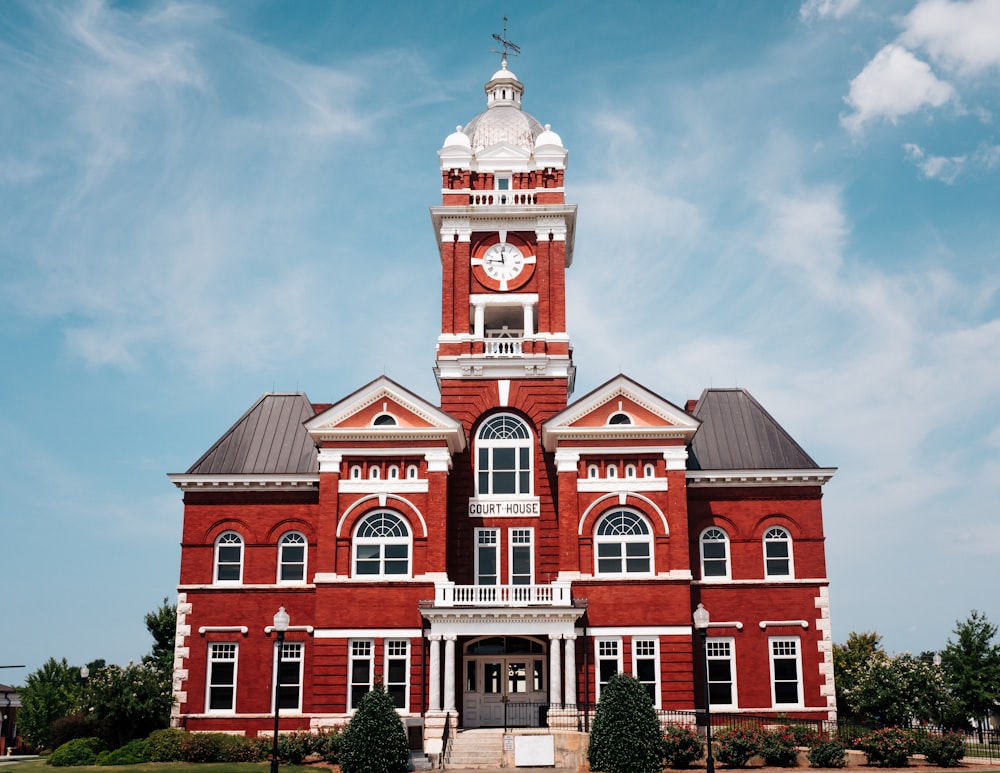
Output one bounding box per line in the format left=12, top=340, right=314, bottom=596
left=462, top=637, right=547, bottom=728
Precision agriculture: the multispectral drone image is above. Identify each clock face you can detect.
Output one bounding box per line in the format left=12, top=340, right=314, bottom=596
left=471, top=236, right=536, bottom=291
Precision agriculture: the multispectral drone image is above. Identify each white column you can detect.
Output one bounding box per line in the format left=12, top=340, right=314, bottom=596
left=564, top=633, right=577, bottom=707
left=474, top=303, right=485, bottom=338
left=549, top=634, right=562, bottom=706
left=428, top=635, right=441, bottom=712
left=522, top=302, right=534, bottom=337
left=444, top=635, right=457, bottom=712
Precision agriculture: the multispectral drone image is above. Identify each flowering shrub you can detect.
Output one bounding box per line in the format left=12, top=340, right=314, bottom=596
left=921, top=732, right=966, bottom=767
left=660, top=723, right=705, bottom=768
left=314, top=727, right=345, bottom=764
left=146, top=728, right=185, bottom=762
left=787, top=723, right=825, bottom=747
left=855, top=728, right=918, bottom=768
left=807, top=739, right=847, bottom=768
left=713, top=724, right=765, bottom=767
left=760, top=726, right=800, bottom=767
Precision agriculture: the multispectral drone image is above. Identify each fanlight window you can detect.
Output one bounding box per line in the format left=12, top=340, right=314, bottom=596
left=214, top=531, right=243, bottom=583
left=595, top=510, right=652, bottom=575
left=476, top=414, right=532, bottom=496
left=764, top=527, right=793, bottom=577
left=701, top=527, right=730, bottom=579
left=278, top=532, right=307, bottom=583
left=608, top=412, right=632, bottom=425
left=354, top=511, right=410, bottom=577
left=373, top=414, right=396, bottom=426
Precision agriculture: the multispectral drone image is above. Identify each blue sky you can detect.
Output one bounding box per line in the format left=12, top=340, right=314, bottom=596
left=2, top=0, right=999, bottom=680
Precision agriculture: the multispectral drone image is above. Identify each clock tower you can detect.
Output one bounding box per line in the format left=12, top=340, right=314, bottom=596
left=431, top=58, right=577, bottom=421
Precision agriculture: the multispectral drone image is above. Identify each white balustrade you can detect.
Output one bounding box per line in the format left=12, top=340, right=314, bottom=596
left=434, top=582, right=572, bottom=607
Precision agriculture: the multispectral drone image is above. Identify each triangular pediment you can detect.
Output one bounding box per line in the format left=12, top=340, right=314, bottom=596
left=474, top=141, right=532, bottom=170
left=305, top=376, right=466, bottom=452
left=542, top=374, right=699, bottom=451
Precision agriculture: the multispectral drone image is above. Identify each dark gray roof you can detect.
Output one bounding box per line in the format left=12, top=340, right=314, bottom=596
left=688, top=388, right=818, bottom=471
left=187, top=393, right=318, bottom=475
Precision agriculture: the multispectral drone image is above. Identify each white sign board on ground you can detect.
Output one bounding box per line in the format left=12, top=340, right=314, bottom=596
left=514, top=735, right=555, bottom=767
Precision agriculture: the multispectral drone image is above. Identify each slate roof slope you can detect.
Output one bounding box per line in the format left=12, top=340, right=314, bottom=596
left=688, top=388, right=818, bottom=471
left=186, top=393, right=318, bottom=475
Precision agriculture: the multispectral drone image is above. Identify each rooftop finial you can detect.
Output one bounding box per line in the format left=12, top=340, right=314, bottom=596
left=491, top=16, right=520, bottom=68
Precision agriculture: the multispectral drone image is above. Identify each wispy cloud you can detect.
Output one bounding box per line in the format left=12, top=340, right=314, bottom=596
left=800, top=0, right=862, bottom=21
left=903, top=142, right=966, bottom=182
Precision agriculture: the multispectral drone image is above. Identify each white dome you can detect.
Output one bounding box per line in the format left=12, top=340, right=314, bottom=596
left=535, top=124, right=563, bottom=148
left=443, top=125, right=471, bottom=148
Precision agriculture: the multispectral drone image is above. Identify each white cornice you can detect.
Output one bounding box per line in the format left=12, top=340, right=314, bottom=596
left=577, top=479, right=668, bottom=493
left=433, top=355, right=574, bottom=382
left=686, top=469, right=836, bottom=487
left=339, top=480, right=429, bottom=494
left=169, top=474, right=318, bottom=491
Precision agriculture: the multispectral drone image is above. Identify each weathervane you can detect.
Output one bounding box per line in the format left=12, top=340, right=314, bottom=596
left=491, top=16, right=520, bottom=67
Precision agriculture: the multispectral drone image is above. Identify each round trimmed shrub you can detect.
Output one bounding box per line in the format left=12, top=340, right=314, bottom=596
left=339, top=685, right=410, bottom=773
left=761, top=726, right=799, bottom=767
left=808, top=739, right=847, bottom=768
left=47, top=736, right=105, bottom=767
left=713, top=724, right=765, bottom=767
left=146, top=728, right=185, bottom=762
left=855, top=728, right=917, bottom=768
left=587, top=673, right=664, bottom=773
left=922, top=732, right=966, bottom=767
left=95, top=738, right=149, bottom=766
left=661, top=723, right=705, bottom=768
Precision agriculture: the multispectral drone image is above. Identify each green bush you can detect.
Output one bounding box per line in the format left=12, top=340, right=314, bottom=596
left=340, top=685, right=410, bottom=773
left=49, top=715, right=103, bottom=750
left=314, top=727, right=344, bottom=764
left=146, top=728, right=185, bottom=762
left=216, top=733, right=266, bottom=762
left=807, top=739, right=847, bottom=768
left=47, top=736, right=105, bottom=767
left=713, top=724, right=765, bottom=767
left=760, top=726, right=800, bottom=767
left=178, top=732, right=218, bottom=762
left=95, top=738, right=149, bottom=766
left=855, top=727, right=918, bottom=768
left=587, top=674, right=664, bottom=773
left=922, top=732, right=966, bottom=767
left=276, top=729, right=318, bottom=764
left=660, top=723, right=704, bottom=768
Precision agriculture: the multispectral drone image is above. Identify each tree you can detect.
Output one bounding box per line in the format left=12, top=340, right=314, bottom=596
left=144, top=597, right=177, bottom=676
left=940, top=610, right=1000, bottom=733
left=339, top=684, right=409, bottom=773
left=843, top=652, right=948, bottom=726
left=18, top=658, right=84, bottom=749
left=833, top=631, right=885, bottom=719
left=587, top=673, right=664, bottom=773
left=86, top=661, right=173, bottom=747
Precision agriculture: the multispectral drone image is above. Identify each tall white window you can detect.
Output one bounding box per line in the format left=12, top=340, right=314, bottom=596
left=509, top=528, right=533, bottom=585
left=633, top=638, right=660, bottom=706
left=595, top=638, right=622, bottom=701
left=214, top=531, right=243, bottom=584
left=769, top=637, right=802, bottom=707
left=349, top=640, right=373, bottom=710
left=706, top=638, right=737, bottom=709
left=354, top=511, right=410, bottom=577
left=476, top=528, right=499, bottom=585
left=595, top=509, right=652, bottom=576
left=385, top=639, right=410, bottom=711
left=206, top=642, right=237, bottom=713
left=476, top=414, right=532, bottom=496
left=278, top=532, right=307, bottom=583
left=700, top=527, right=730, bottom=580
left=763, top=527, right=793, bottom=578
left=275, top=641, right=303, bottom=712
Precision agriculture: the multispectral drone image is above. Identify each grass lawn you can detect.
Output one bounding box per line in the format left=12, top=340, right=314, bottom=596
left=6, top=763, right=320, bottom=773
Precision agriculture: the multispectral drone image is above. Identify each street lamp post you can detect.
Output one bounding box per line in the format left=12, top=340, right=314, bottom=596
left=270, top=607, right=290, bottom=773
left=693, top=603, right=715, bottom=773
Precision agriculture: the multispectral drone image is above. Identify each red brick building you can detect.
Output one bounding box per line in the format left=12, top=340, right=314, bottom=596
left=170, top=57, right=836, bottom=756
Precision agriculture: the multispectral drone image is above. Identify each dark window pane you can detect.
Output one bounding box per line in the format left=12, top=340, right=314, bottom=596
left=704, top=559, right=727, bottom=577
left=703, top=543, right=726, bottom=559
left=774, top=681, right=799, bottom=704
left=352, top=660, right=370, bottom=683
left=212, top=663, right=234, bottom=683
left=626, top=543, right=649, bottom=557
left=356, top=545, right=380, bottom=560
left=767, top=542, right=789, bottom=559
left=494, top=447, right=515, bottom=470
left=284, top=546, right=304, bottom=562
left=385, top=544, right=408, bottom=559
left=281, top=564, right=304, bottom=581
left=774, top=659, right=798, bottom=681
left=708, top=683, right=732, bottom=705
left=384, top=560, right=408, bottom=574
left=519, top=447, right=529, bottom=467
left=597, top=558, right=621, bottom=573
left=387, top=684, right=405, bottom=708
left=636, top=660, right=656, bottom=682
left=278, top=661, right=298, bottom=683
left=217, top=564, right=240, bottom=581
left=466, top=661, right=477, bottom=691
left=767, top=559, right=789, bottom=575
left=493, top=471, right=516, bottom=493
left=209, top=687, right=233, bottom=710
left=351, top=685, right=368, bottom=707
left=599, top=660, right=618, bottom=684
left=708, top=661, right=732, bottom=681
left=278, top=685, right=299, bottom=709
left=626, top=557, right=650, bottom=573
left=597, top=543, right=621, bottom=558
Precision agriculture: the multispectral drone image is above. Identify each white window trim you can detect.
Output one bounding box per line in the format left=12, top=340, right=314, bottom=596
left=594, top=509, right=654, bottom=578
left=644, top=464, right=655, bottom=478
left=353, top=511, right=412, bottom=579
left=273, top=640, right=304, bottom=713
left=508, top=527, right=534, bottom=585
left=475, top=527, right=500, bottom=586
left=769, top=636, right=804, bottom=708
left=763, top=526, right=794, bottom=579
left=407, top=464, right=419, bottom=479
left=700, top=527, right=731, bottom=581
left=277, top=531, right=307, bottom=584
left=595, top=637, right=623, bottom=702
left=705, top=636, right=738, bottom=710
left=632, top=637, right=661, bottom=708
left=349, top=639, right=374, bottom=711
left=213, top=531, right=243, bottom=585
left=475, top=413, right=534, bottom=498
left=385, top=639, right=410, bottom=712
left=206, top=642, right=238, bottom=714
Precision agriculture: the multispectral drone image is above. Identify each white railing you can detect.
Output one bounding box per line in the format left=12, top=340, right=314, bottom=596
left=435, top=582, right=573, bottom=607
left=483, top=337, right=523, bottom=357
left=469, top=192, right=537, bottom=206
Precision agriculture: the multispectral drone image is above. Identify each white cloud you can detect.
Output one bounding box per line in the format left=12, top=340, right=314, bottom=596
left=903, top=142, right=966, bottom=182
left=841, top=44, right=955, bottom=134
left=974, top=143, right=1000, bottom=169
left=901, top=0, right=1000, bottom=76
left=800, top=0, right=862, bottom=21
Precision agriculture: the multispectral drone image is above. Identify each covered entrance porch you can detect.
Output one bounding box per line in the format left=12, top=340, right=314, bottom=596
left=463, top=635, right=548, bottom=728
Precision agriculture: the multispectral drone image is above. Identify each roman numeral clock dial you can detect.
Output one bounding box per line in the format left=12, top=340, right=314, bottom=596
left=471, top=236, right=536, bottom=291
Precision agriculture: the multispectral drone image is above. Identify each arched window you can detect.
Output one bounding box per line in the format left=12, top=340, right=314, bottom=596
left=588, top=465, right=599, bottom=479
left=594, top=509, right=652, bottom=576
left=350, top=465, right=362, bottom=480
left=644, top=464, right=655, bottom=478
left=608, top=412, right=632, bottom=425
left=625, top=464, right=637, bottom=479
left=476, top=414, right=532, bottom=496
left=407, top=465, right=418, bottom=479
left=373, top=414, right=396, bottom=426
left=369, top=466, right=380, bottom=480
left=278, top=531, right=307, bottom=583
left=701, top=527, right=730, bottom=580
left=214, top=531, right=243, bottom=584
left=354, top=511, right=411, bottom=577
left=607, top=465, right=618, bottom=478
left=763, top=527, right=793, bottom=578
left=388, top=465, right=399, bottom=480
